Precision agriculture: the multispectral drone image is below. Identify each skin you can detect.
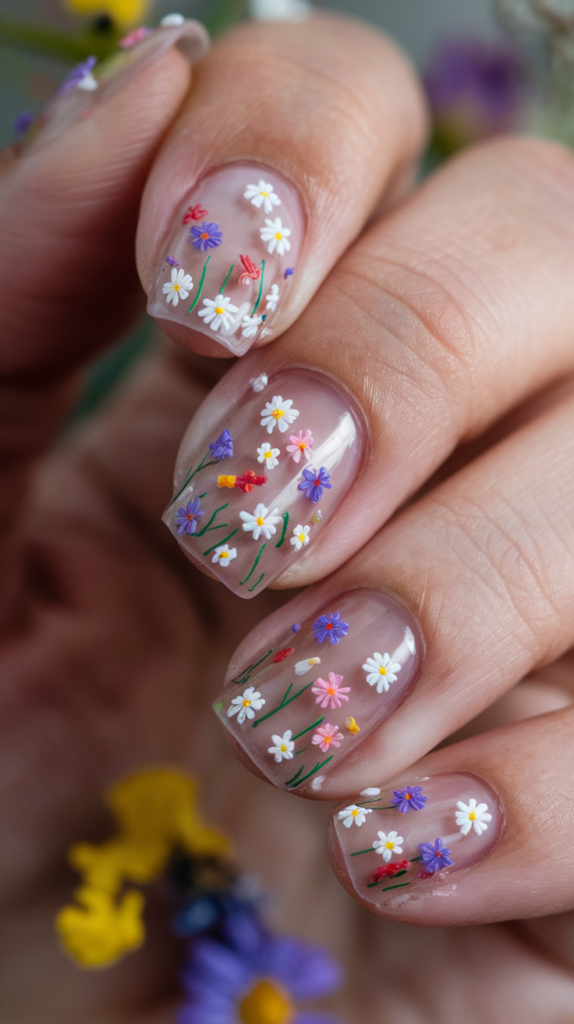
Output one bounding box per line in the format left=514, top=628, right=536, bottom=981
left=2, top=13, right=574, bottom=1024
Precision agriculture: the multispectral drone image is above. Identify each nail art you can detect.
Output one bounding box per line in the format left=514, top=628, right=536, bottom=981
left=212, top=589, right=422, bottom=787
left=333, top=773, right=504, bottom=905
left=164, top=368, right=363, bottom=597
left=18, top=17, right=209, bottom=155
left=147, top=163, right=305, bottom=355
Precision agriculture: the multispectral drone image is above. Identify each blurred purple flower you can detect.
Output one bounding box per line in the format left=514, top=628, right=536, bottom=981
left=13, top=112, right=34, bottom=135
left=59, top=56, right=98, bottom=96
left=209, top=429, right=233, bottom=460
left=425, top=40, right=530, bottom=151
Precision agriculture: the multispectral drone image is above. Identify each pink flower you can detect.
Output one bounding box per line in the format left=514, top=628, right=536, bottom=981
left=311, top=722, right=344, bottom=753
left=286, top=429, right=314, bottom=464
left=312, top=672, right=351, bottom=710
left=119, top=26, right=151, bottom=47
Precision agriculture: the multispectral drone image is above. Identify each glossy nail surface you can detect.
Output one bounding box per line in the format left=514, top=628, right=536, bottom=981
left=332, top=773, right=504, bottom=907
left=164, top=369, right=363, bottom=597
left=21, top=19, right=209, bottom=154
left=213, top=589, right=422, bottom=787
left=147, top=163, right=305, bottom=355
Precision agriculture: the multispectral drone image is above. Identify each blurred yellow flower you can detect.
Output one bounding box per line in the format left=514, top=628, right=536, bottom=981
left=65, top=0, right=149, bottom=27
left=56, top=886, right=145, bottom=967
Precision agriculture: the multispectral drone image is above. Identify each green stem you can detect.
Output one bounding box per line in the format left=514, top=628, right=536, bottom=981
left=232, top=649, right=274, bottom=686
left=291, top=717, right=324, bottom=742
left=240, top=543, right=266, bottom=586
left=275, top=511, right=289, bottom=548
left=367, top=870, right=408, bottom=888
left=251, top=259, right=265, bottom=315
left=220, top=263, right=235, bottom=292
left=350, top=847, right=376, bottom=857
left=188, top=255, right=211, bottom=313
left=196, top=504, right=229, bottom=537
left=248, top=572, right=265, bottom=592
left=288, top=756, right=333, bottom=789
left=252, top=681, right=314, bottom=727
left=202, top=528, right=238, bottom=557
left=381, top=882, right=411, bottom=893
left=285, top=764, right=305, bottom=787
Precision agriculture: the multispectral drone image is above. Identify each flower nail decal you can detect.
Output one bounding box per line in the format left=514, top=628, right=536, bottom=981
left=455, top=798, right=492, bottom=835
left=209, top=429, right=233, bottom=460
left=299, top=466, right=332, bottom=503
left=211, top=543, right=237, bottom=567
left=240, top=503, right=282, bottom=540
left=162, top=267, right=193, bottom=306
left=286, top=429, right=314, bottom=463
left=313, top=612, right=349, bottom=645
left=268, top=730, right=295, bottom=762
left=257, top=442, right=280, bottom=470
left=227, top=687, right=265, bottom=723
left=338, top=805, right=373, bottom=828
left=373, top=831, right=404, bottom=861
left=312, top=672, right=351, bottom=710
left=290, top=524, right=310, bottom=551
left=175, top=498, right=204, bottom=535
left=260, top=396, right=300, bottom=434
left=312, top=722, right=344, bottom=752
left=363, top=652, right=402, bottom=693
left=148, top=164, right=303, bottom=356
left=391, top=786, right=427, bottom=813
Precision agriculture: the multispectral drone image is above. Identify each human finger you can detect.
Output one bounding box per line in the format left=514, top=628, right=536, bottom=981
left=137, top=13, right=427, bottom=357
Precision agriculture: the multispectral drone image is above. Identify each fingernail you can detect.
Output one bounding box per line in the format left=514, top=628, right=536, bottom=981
left=332, top=773, right=504, bottom=907
left=212, top=588, right=422, bottom=789
left=19, top=18, right=209, bottom=154
left=146, top=162, right=305, bottom=355
left=163, top=368, right=363, bottom=596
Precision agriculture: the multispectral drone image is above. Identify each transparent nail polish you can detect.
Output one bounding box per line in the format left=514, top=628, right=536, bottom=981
left=163, top=368, right=363, bottom=598
left=147, top=163, right=305, bottom=355
left=19, top=19, right=209, bottom=155
left=212, top=589, right=422, bottom=789
left=332, top=773, right=504, bottom=906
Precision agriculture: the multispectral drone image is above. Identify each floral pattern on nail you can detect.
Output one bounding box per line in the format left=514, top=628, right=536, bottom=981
left=240, top=503, right=282, bottom=540
left=211, top=543, right=237, bottom=566
left=266, top=284, right=279, bottom=311
left=227, top=687, right=265, bottom=724
left=175, top=498, right=204, bottom=535
left=290, top=524, right=310, bottom=551
left=362, top=652, right=402, bottom=693
left=198, top=294, right=238, bottom=332
left=419, top=838, right=454, bottom=873
left=298, top=466, right=332, bottom=503
left=260, top=396, right=300, bottom=434
left=312, top=722, right=344, bottom=752
left=312, top=672, right=351, bottom=710
left=162, top=268, right=193, bottom=306
left=268, top=730, right=295, bottom=762
left=286, top=429, right=314, bottom=463
left=373, top=831, right=404, bottom=861
left=257, top=442, right=280, bottom=470
left=391, top=786, right=427, bottom=813
left=190, top=221, right=223, bottom=251
left=260, top=217, right=291, bottom=256
left=455, top=799, right=492, bottom=835
left=294, top=657, right=320, bottom=675
left=312, top=612, right=349, bottom=645
left=338, top=805, right=373, bottom=828
left=209, top=429, right=234, bottom=460
left=244, top=179, right=281, bottom=214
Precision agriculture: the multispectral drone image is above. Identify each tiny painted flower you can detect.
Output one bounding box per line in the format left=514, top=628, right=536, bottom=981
left=266, top=284, right=280, bottom=311
left=240, top=503, right=282, bottom=540
left=165, top=255, right=178, bottom=266
left=211, top=544, right=237, bottom=567
left=392, top=786, right=427, bottom=813
left=373, top=830, right=404, bottom=862
left=182, top=203, right=208, bottom=224
left=242, top=315, right=262, bottom=338
left=227, top=686, right=265, bottom=724
left=291, top=623, right=301, bottom=632
left=298, top=466, right=332, bottom=503
left=373, top=860, right=411, bottom=882
left=190, top=220, right=223, bottom=251
left=272, top=648, right=294, bottom=663
left=239, top=253, right=261, bottom=284
left=286, top=429, right=314, bottom=464
left=257, top=442, right=280, bottom=470
left=312, top=509, right=323, bottom=525
left=312, top=672, right=351, bottom=710
left=338, top=804, right=372, bottom=828
left=260, top=395, right=300, bottom=434
left=60, top=57, right=98, bottom=95
left=234, top=471, right=267, bottom=493
left=250, top=373, right=268, bottom=393
left=360, top=788, right=381, bottom=798
left=268, top=730, right=295, bottom=762
left=312, top=722, right=344, bottom=753
left=198, top=294, right=238, bottom=332
left=290, top=524, right=310, bottom=551
left=119, top=26, right=151, bottom=46
left=284, top=267, right=294, bottom=278
left=209, top=429, right=233, bottom=460
left=455, top=798, right=492, bottom=836
left=294, top=656, right=320, bottom=676
left=244, top=179, right=281, bottom=214
left=162, top=267, right=193, bottom=306
left=260, top=217, right=291, bottom=256
left=175, top=498, right=204, bottom=535
left=419, top=838, right=454, bottom=873
left=217, top=474, right=237, bottom=488
left=312, top=611, right=349, bottom=645
left=345, top=716, right=360, bottom=734
left=362, top=652, right=402, bottom=693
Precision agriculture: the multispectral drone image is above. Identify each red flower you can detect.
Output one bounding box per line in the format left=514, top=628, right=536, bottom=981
left=183, top=204, right=208, bottom=224
left=373, top=860, right=410, bottom=883
left=239, top=253, right=260, bottom=285
left=234, top=470, right=267, bottom=493
left=272, top=647, right=295, bottom=663
left=417, top=870, right=433, bottom=880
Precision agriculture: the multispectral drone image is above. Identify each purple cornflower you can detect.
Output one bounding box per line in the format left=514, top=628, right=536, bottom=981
left=291, top=623, right=301, bottom=633
left=59, top=56, right=98, bottom=96
left=175, top=498, right=205, bottom=535
left=392, top=786, right=427, bottom=813
left=209, top=429, right=233, bottom=460
left=313, top=611, right=349, bottom=645
left=190, top=220, right=223, bottom=252
left=418, top=838, right=454, bottom=874
left=165, top=256, right=179, bottom=266
left=298, top=466, right=332, bottom=504
left=179, top=929, right=342, bottom=1024
left=284, top=267, right=294, bottom=278
left=13, top=111, right=34, bottom=135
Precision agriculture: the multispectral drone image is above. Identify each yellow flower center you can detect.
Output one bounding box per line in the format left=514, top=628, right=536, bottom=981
left=272, top=409, right=284, bottom=420
left=385, top=841, right=394, bottom=850
left=173, top=283, right=180, bottom=292
left=239, top=979, right=294, bottom=1024
left=256, top=517, right=265, bottom=526
left=298, top=533, right=305, bottom=542
left=469, top=811, right=476, bottom=820
left=298, top=442, right=306, bottom=450
left=264, top=451, right=272, bottom=459
left=220, top=552, right=229, bottom=560
left=352, top=809, right=359, bottom=818
left=323, top=735, right=333, bottom=745
left=260, top=190, right=270, bottom=197
left=379, top=666, right=387, bottom=675
left=275, top=232, right=283, bottom=240
left=280, top=744, right=288, bottom=752
left=327, top=687, right=336, bottom=695
left=215, top=306, right=225, bottom=315
left=242, top=699, right=252, bottom=708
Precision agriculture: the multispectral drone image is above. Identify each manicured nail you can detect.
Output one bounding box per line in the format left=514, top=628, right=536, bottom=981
left=332, top=773, right=504, bottom=906
left=19, top=18, right=209, bottom=154
left=212, top=588, right=422, bottom=789
left=163, top=368, right=363, bottom=597
left=146, top=162, right=305, bottom=355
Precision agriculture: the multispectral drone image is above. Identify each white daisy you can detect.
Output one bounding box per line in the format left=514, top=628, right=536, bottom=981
left=266, top=284, right=280, bottom=311
left=250, top=373, right=268, bottom=393
left=211, top=544, right=237, bottom=567
left=260, top=395, right=300, bottom=434
left=373, top=830, right=404, bottom=862
left=294, top=657, right=320, bottom=676
left=242, top=314, right=262, bottom=338
left=362, top=652, right=402, bottom=694
left=244, top=179, right=281, bottom=214
left=455, top=798, right=492, bottom=836
left=227, top=686, right=266, bottom=724
left=268, top=730, right=295, bottom=762
left=198, top=293, right=238, bottom=332
left=290, top=524, right=310, bottom=551
left=257, top=442, right=280, bottom=470
left=240, top=503, right=282, bottom=540
left=360, top=788, right=380, bottom=798
left=260, top=217, right=291, bottom=256
left=338, top=804, right=373, bottom=828
left=162, top=268, right=193, bottom=306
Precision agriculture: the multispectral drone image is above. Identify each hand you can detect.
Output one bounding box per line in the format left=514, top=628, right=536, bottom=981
left=3, top=13, right=574, bottom=1024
